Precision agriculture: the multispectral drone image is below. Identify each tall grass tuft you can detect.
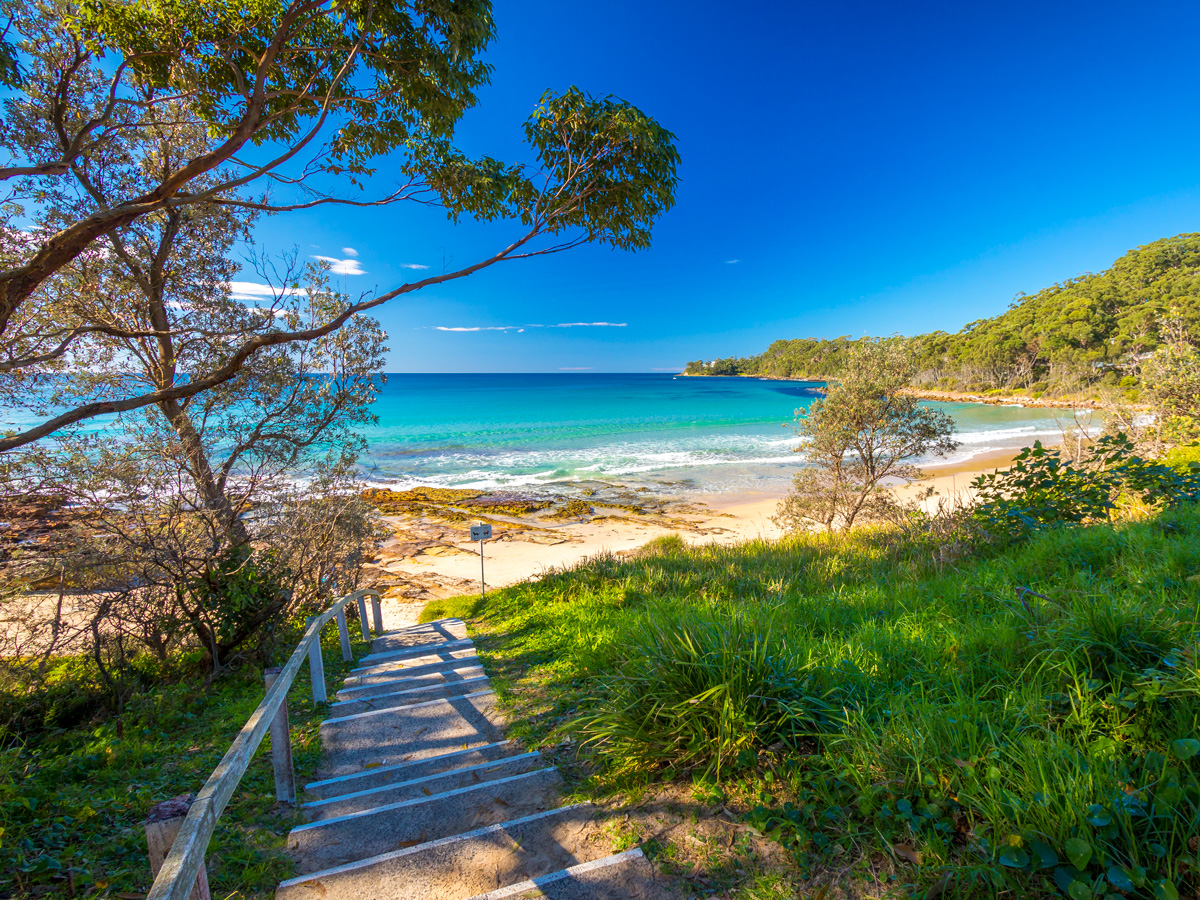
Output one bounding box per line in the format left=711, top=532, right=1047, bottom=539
left=576, top=607, right=834, bottom=777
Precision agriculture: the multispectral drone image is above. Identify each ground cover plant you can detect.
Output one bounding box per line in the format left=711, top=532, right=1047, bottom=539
left=429, top=504, right=1200, bottom=898
left=0, top=621, right=370, bottom=898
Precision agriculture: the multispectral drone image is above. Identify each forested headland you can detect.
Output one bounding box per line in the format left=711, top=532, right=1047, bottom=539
left=685, top=233, right=1200, bottom=399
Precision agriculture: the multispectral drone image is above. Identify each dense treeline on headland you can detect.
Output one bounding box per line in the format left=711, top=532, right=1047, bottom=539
left=685, top=233, right=1200, bottom=396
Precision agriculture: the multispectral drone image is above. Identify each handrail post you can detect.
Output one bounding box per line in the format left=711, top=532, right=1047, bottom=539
left=356, top=594, right=370, bottom=641
left=263, top=667, right=296, bottom=805
left=335, top=608, right=353, bottom=661
left=371, top=594, right=383, bottom=636
left=306, top=617, right=327, bottom=704
left=145, top=796, right=211, bottom=900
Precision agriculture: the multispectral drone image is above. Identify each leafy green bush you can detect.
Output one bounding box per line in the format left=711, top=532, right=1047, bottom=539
left=0, top=657, right=112, bottom=737
left=1163, top=443, right=1200, bottom=473
left=183, top=546, right=293, bottom=668
left=972, top=434, right=1200, bottom=540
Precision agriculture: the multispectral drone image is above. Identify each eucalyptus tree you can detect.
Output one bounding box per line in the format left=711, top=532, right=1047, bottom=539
left=0, top=0, right=680, bottom=450
left=12, top=240, right=389, bottom=672
left=2, top=96, right=390, bottom=671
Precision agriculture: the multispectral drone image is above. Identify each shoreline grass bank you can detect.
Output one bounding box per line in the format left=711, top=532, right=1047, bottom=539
left=425, top=506, right=1200, bottom=898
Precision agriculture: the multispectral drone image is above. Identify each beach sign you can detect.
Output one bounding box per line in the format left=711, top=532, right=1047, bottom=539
left=472, top=522, right=492, bottom=598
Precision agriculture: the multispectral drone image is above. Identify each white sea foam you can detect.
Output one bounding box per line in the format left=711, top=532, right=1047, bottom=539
left=354, top=404, right=1081, bottom=493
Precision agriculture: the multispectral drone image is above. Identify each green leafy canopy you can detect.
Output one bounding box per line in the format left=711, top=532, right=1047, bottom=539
left=72, top=0, right=496, bottom=176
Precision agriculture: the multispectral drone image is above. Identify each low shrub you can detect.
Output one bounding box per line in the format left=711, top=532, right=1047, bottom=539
left=419, top=594, right=485, bottom=623
left=972, top=433, right=1200, bottom=541
left=1163, top=443, right=1200, bottom=473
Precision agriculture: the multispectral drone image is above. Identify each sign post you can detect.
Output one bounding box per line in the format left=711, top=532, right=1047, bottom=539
left=470, top=522, right=492, bottom=599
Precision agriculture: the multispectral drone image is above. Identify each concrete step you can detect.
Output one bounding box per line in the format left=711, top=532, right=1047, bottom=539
left=360, top=636, right=475, bottom=666
left=370, top=619, right=467, bottom=655
left=351, top=644, right=479, bottom=676
left=304, top=740, right=523, bottom=802
left=316, top=691, right=506, bottom=778
left=335, top=660, right=485, bottom=702
left=287, top=766, right=564, bottom=873
left=275, top=803, right=606, bottom=900
left=338, top=653, right=482, bottom=695
left=464, top=850, right=674, bottom=900
left=330, top=672, right=489, bottom=716
left=303, top=751, right=544, bottom=821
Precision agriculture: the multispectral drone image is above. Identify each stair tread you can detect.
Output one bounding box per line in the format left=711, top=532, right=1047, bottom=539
left=462, top=849, right=676, bottom=900
left=368, top=620, right=468, bottom=654
left=288, top=767, right=563, bottom=873
left=276, top=804, right=605, bottom=900
left=337, top=656, right=484, bottom=698
left=323, top=687, right=496, bottom=724
left=361, top=637, right=475, bottom=664
left=317, top=691, right=505, bottom=778
left=302, top=751, right=543, bottom=821
left=349, top=647, right=481, bottom=677
left=329, top=675, right=492, bottom=717
left=303, top=740, right=523, bottom=800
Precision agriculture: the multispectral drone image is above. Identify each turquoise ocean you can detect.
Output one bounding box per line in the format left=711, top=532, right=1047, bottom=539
left=357, top=374, right=1074, bottom=494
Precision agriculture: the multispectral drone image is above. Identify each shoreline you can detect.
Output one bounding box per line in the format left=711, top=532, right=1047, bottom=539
left=362, top=445, right=1028, bottom=612
left=899, top=387, right=1114, bottom=411
left=680, top=372, right=1114, bottom=411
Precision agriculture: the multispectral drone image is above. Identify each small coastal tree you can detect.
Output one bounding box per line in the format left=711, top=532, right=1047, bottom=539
left=774, top=339, right=958, bottom=533
left=1143, top=320, right=1200, bottom=447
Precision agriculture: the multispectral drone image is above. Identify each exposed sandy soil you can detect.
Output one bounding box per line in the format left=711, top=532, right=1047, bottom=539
left=358, top=447, right=1027, bottom=605
left=358, top=485, right=750, bottom=605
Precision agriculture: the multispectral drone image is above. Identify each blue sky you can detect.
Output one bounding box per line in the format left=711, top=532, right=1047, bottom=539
left=247, top=1, right=1200, bottom=373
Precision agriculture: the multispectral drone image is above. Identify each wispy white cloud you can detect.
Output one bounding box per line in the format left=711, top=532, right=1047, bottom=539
left=341, top=246, right=358, bottom=257
left=725, top=259, right=740, bottom=264
left=560, top=366, right=593, bottom=371
left=652, top=367, right=683, bottom=371
left=313, top=255, right=366, bottom=276
left=548, top=322, right=626, bottom=328
left=433, top=322, right=627, bottom=332
left=400, top=263, right=431, bottom=270
left=434, top=326, right=512, bottom=332
left=226, top=281, right=306, bottom=302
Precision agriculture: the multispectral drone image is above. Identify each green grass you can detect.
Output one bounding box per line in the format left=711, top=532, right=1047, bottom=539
left=457, top=513, right=1200, bottom=898
left=419, top=594, right=484, bottom=624
left=0, top=623, right=372, bottom=898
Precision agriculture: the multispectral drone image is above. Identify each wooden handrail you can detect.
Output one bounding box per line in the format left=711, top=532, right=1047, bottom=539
left=145, top=588, right=382, bottom=900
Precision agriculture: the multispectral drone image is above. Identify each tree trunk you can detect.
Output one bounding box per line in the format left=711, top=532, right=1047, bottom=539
left=157, top=398, right=249, bottom=544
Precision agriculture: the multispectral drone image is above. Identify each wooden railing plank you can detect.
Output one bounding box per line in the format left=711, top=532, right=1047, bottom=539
left=145, top=588, right=380, bottom=900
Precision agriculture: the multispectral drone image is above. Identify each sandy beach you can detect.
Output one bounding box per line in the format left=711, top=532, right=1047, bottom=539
left=364, top=446, right=1024, bottom=619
